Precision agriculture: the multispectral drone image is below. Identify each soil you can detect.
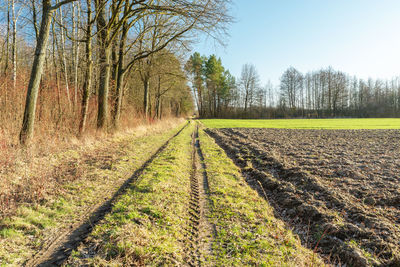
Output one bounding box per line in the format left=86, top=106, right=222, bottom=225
left=184, top=125, right=215, bottom=266
left=207, top=128, right=400, bottom=267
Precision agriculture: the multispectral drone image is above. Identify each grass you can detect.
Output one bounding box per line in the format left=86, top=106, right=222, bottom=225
left=0, top=120, right=186, bottom=266
left=346, top=239, right=379, bottom=265
left=201, top=118, right=400, bottom=129
left=68, top=121, right=195, bottom=266
left=198, top=127, right=325, bottom=266
left=68, top=121, right=325, bottom=266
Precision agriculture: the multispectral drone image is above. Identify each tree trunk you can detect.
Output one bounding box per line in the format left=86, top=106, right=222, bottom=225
left=143, top=75, right=150, bottom=118
left=213, top=87, right=217, bottom=117
left=155, top=96, right=162, bottom=119
left=154, top=75, right=161, bottom=120
left=72, top=1, right=80, bottom=107
left=11, top=0, right=17, bottom=89
left=175, top=101, right=180, bottom=117
left=95, top=0, right=110, bottom=130
left=57, top=3, right=71, bottom=109
left=112, top=19, right=128, bottom=129
left=244, top=91, right=248, bottom=113
left=158, top=98, right=162, bottom=119
left=4, top=2, right=10, bottom=75
left=19, top=0, right=53, bottom=145
left=31, top=0, right=39, bottom=41
left=51, top=20, right=62, bottom=116
left=79, top=0, right=93, bottom=135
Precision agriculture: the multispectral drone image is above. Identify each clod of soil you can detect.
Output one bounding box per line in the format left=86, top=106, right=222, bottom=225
left=207, top=128, right=400, bottom=266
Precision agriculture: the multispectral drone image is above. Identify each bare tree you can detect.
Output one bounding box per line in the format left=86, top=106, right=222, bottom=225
left=78, top=0, right=93, bottom=135
left=280, top=66, right=303, bottom=111
left=19, top=0, right=77, bottom=145
left=11, top=0, right=23, bottom=89
left=240, top=63, right=259, bottom=114
left=56, top=1, right=71, bottom=109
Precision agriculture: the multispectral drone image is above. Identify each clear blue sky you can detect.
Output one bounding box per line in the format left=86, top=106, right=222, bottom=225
left=193, top=0, right=400, bottom=85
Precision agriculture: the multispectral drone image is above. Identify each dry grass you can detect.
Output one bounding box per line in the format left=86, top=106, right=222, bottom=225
left=0, top=72, right=185, bottom=220
left=67, top=122, right=325, bottom=266
left=0, top=120, right=186, bottom=265
left=68, top=122, right=194, bottom=266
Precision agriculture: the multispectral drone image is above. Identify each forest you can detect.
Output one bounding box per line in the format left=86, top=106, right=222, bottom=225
left=2, top=1, right=400, bottom=266
left=0, top=0, right=231, bottom=147
left=187, top=53, right=400, bottom=119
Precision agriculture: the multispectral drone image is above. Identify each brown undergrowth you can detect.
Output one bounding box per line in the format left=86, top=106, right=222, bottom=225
left=0, top=117, right=184, bottom=220
left=0, top=72, right=179, bottom=220
left=0, top=118, right=185, bottom=266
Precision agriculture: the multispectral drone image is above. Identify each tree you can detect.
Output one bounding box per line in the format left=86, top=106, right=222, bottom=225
left=106, top=0, right=232, bottom=126
left=94, top=0, right=110, bottom=130
left=240, top=63, right=260, bottom=114
left=204, top=55, right=224, bottom=117
left=78, top=0, right=93, bottom=135
left=10, top=0, right=22, bottom=89
left=280, top=66, right=303, bottom=111
left=186, top=52, right=204, bottom=116
left=19, top=0, right=77, bottom=146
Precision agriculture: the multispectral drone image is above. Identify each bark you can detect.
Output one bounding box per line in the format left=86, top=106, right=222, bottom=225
left=197, top=80, right=203, bottom=116
left=72, top=1, right=80, bottom=107
left=57, top=3, right=71, bottom=109
left=110, top=0, right=118, bottom=83
left=11, top=0, right=17, bottom=89
left=95, top=0, right=111, bottom=130
left=20, top=0, right=53, bottom=145
left=4, top=3, right=10, bottom=75
left=79, top=0, right=93, bottom=135
left=213, top=86, right=217, bottom=117
left=175, top=101, right=180, bottom=117
left=51, top=21, right=61, bottom=115
left=112, top=19, right=128, bottom=129
left=31, top=0, right=39, bottom=41
left=158, top=98, right=162, bottom=119
left=154, top=75, right=161, bottom=119
left=143, top=75, right=150, bottom=118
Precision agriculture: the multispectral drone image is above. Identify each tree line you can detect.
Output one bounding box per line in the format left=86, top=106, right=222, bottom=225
left=0, top=0, right=231, bottom=146
left=187, top=53, right=400, bottom=119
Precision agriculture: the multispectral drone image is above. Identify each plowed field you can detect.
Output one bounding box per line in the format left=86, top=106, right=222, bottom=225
left=207, top=128, right=400, bottom=266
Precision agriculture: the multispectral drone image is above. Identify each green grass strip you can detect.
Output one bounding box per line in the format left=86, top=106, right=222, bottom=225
left=198, top=128, right=325, bottom=266
left=201, top=118, right=400, bottom=129
left=68, top=123, right=195, bottom=266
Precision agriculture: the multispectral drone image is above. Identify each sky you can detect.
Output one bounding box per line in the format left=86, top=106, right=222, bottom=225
left=192, top=0, right=400, bottom=86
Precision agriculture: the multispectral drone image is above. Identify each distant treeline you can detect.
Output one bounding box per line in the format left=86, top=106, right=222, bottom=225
left=187, top=53, right=400, bottom=118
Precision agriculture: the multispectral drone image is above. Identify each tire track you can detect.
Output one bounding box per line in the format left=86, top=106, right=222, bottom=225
left=25, top=122, right=189, bottom=267
left=185, top=128, right=201, bottom=266
left=184, top=124, right=215, bottom=266
left=195, top=126, right=217, bottom=265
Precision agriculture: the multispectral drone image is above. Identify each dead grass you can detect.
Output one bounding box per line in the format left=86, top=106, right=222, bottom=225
left=0, top=82, right=185, bottom=220
left=65, top=122, right=326, bottom=266
left=65, top=122, right=196, bottom=266
left=0, top=119, right=186, bottom=266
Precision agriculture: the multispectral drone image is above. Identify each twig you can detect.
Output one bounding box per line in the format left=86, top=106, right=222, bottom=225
left=257, top=180, right=268, bottom=199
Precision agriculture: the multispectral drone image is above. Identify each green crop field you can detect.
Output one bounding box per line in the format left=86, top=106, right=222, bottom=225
left=201, top=118, right=400, bottom=129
